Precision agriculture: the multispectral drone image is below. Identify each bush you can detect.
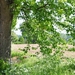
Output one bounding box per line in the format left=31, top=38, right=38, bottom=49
left=0, top=59, right=10, bottom=75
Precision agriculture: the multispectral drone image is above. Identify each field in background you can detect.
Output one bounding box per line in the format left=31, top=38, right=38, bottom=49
left=8, top=44, right=75, bottom=75
left=11, top=44, right=75, bottom=58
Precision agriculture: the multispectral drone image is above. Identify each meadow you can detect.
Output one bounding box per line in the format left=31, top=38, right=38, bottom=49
left=1, top=44, right=75, bottom=75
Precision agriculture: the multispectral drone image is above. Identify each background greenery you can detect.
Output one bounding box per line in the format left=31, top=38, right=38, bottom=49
left=1, top=0, right=75, bottom=75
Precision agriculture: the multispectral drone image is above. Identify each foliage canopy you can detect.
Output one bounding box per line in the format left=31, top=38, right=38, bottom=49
left=12, top=0, right=75, bottom=54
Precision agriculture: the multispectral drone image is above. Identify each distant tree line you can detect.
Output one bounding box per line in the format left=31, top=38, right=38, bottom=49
left=11, top=31, right=25, bottom=44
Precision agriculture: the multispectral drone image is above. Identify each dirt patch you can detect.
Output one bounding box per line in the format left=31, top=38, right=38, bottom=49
left=11, top=44, right=40, bottom=54
left=63, top=51, right=75, bottom=58
left=11, top=44, right=75, bottom=58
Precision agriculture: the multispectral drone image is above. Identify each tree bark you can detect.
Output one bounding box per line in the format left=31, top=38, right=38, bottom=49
left=0, top=0, right=12, bottom=60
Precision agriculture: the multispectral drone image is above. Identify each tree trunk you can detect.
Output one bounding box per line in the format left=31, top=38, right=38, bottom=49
left=0, top=0, right=12, bottom=60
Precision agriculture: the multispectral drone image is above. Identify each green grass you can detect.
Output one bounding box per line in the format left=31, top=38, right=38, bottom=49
left=5, top=56, right=75, bottom=75
left=68, top=47, right=75, bottom=51
left=4, top=50, right=75, bottom=75
left=11, top=50, right=24, bottom=57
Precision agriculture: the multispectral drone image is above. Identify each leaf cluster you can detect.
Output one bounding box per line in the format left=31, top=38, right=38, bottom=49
left=12, top=0, right=75, bottom=54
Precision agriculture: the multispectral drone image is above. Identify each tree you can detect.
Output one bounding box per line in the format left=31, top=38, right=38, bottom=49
left=0, top=0, right=13, bottom=60
left=0, top=0, right=25, bottom=60
left=19, top=36, right=25, bottom=44
left=19, top=0, right=75, bottom=54
left=0, top=0, right=23, bottom=60
left=0, top=0, right=75, bottom=59
left=11, top=31, right=19, bottom=44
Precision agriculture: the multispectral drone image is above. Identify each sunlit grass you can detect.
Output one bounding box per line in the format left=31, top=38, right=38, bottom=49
left=6, top=55, right=75, bottom=75
left=11, top=50, right=24, bottom=57
left=4, top=49, right=75, bottom=75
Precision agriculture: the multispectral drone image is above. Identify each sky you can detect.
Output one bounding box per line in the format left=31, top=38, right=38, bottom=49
left=14, top=19, right=24, bottom=35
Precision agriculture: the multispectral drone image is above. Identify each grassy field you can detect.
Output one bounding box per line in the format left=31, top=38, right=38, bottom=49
left=2, top=44, right=75, bottom=75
